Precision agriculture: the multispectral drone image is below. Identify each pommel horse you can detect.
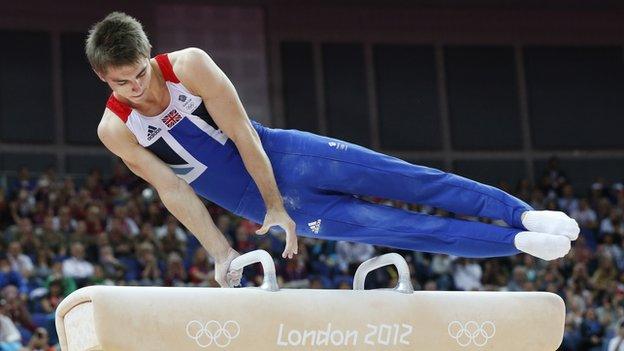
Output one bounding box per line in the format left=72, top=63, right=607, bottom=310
left=55, top=250, right=565, bottom=350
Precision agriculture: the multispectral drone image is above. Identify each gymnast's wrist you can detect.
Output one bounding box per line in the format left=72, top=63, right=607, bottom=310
left=213, top=244, right=234, bottom=263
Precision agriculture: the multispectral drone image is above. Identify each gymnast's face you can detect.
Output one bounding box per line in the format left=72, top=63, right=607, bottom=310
left=97, top=57, right=152, bottom=102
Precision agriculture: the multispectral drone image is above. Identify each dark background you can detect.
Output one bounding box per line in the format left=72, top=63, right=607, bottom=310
left=1, top=0, right=623, bottom=188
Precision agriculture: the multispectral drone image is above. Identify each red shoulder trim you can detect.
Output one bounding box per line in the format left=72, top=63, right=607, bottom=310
left=106, top=94, right=132, bottom=123
left=155, top=53, right=180, bottom=83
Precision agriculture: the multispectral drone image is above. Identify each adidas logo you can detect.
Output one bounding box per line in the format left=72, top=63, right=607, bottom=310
left=147, top=125, right=162, bottom=141
left=308, top=219, right=321, bottom=234
left=328, top=141, right=348, bottom=151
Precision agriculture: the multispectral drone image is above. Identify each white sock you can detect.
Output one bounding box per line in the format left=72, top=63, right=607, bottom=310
left=521, top=210, right=579, bottom=240
left=514, top=231, right=571, bottom=261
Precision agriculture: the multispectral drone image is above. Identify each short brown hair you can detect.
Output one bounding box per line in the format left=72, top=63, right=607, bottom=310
left=85, top=12, right=151, bottom=74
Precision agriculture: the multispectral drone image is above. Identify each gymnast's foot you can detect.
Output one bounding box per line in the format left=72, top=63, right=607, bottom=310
left=514, top=231, right=571, bottom=261
left=521, top=210, right=579, bottom=240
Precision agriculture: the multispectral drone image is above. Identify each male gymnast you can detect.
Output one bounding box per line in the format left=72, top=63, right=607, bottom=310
left=88, top=12, right=579, bottom=287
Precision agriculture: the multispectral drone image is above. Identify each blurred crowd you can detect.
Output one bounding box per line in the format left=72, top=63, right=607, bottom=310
left=0, top=156, right=622, bottom=350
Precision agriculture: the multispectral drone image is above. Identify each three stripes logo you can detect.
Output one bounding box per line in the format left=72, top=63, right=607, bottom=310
left=147, top=125, right=162, bottom=141
left=308, top=219, right=322, bottom=234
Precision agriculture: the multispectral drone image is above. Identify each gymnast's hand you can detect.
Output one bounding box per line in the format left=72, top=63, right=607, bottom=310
left=214, top=248, right=243, bottom=287
left=256, top=208, right=298, bottom=259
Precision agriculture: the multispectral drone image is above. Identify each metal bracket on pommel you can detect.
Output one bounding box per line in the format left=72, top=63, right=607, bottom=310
left=230, top=249, right=279, bottom=292
left=353, top=253, right=414, bottom=294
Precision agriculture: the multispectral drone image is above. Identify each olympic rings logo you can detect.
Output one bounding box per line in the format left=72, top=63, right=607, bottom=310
left=447, top=321, right=496, bottom=347
left=186, top=320, right=241, bottom=348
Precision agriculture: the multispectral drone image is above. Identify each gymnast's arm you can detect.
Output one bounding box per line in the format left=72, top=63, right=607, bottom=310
left=96, top=109, right=241, bottom=287
left=174, top=47, right=298, bottom=259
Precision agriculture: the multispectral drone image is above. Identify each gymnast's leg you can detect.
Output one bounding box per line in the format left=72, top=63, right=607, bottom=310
left=235, top=184, right=571, bottom=260
left=260, top=127, right=578, bottom=240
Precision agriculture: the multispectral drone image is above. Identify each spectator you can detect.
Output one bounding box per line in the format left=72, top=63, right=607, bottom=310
left=53, top=206, right=76, bottom=235
left=163, top=252, right=187, bottom=287
left=580, top=308, right=604, bottom=350
left=37, top=215, right=64, bottom=255
left=108, top=161, right=135, bottom=189
left=83, top=205, right=104, bottom=236
left=558, top=184, right=580, bottom=214
left=233, top=223, right=254, bottom=253
left=145, top=202, right=165, bottom=227
left=83, top=169, right=106, bottom=201
left=46, top=261, right=76, bottom=297
left=188, top=249, right=214, bottom=286
left=155, top=215, right=187, bottom=243
left=107, top=218, right=133, bottom=257
left=1, top=155, right=624, bottom=349
left=0, top=302, right=22, bottom=351
left=608, top=320, right=624, bottom=351
left=596, top=295, right=619, bottom=335
left=98, top=246, right=125, bottom=282
left=40, top=279, right=64, bottom=315
left=9, top=189, right=36, bottom=224
left=89, top=265, right=108, bottom=286
left=282, top=256, right=308, bottom=282
left=32, top=249, right=54, bottom=284
left=137, top=243, right=162, bottom=286
left=529, top=188, right=546, bottom=210
left=570, top=198, right=598, bottom=230
left=540, top=156, right=567, bottom=198
left=62, top=243, right=94, bottom=286
left=481, top=259, right=508, bottom=289
left=452, top=258, right=482, bottom=291
left=6, top=243, right=33, bottom=281
left=134, top=223, right=162, bottom=255
left=12, top=167, right=35, bottom=193
left=107, top=205, right=139, bottom=237
left=424, top=280, right=438, bottom=291
left=0, top=255, right=27, bottom=296
left=602, top=234, right=624, bottom=270
left=562, top=316, right=582, bottom=351
left=430, top=254, right=454, bottom=290
left=600, top=209, right=624, bottom=237
left=507, top=266, right=527, bottom=292
left=25, top=327, right=54, bottom=351
left=1, top=286, right=36, bottom=338
left=335, top=241, right=375, bottom=274
left=10, top=219, right=40, bottom=257
left=216, top=214, right=234, bottom=239
left=591, top=253, right=618, bottom=292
